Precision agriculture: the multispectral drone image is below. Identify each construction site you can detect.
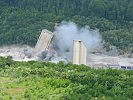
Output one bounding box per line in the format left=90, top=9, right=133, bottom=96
left=0, top=29, right=133, bottom=70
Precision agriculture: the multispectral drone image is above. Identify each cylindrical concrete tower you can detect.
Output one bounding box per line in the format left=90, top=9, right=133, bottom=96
left=73, top=40, right=87, bottom=65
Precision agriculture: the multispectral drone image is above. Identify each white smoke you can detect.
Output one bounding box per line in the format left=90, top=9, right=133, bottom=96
left=53, top=21, right=102, bottom=56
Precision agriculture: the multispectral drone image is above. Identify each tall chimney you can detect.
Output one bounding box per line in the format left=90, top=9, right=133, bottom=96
left=73, top=40, right=87, bottom=65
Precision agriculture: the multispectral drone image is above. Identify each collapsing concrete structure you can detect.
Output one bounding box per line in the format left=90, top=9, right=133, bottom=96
left=35, top=29, right=88, bottom=64
left=35, top=29, right=53, bottom=52
left=73, top=40, right=87, bottom=65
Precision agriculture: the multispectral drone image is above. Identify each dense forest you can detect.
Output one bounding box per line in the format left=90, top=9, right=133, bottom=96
left=0, top=0, right=133, bottom=53
left=0, top=57, right=133, bottom=99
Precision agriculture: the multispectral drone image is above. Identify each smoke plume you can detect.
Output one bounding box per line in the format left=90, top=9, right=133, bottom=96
left=53, top=21, right=102, bottom=56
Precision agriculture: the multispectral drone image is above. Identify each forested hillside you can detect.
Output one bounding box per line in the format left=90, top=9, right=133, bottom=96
left=0, top=57, right=133, bottom=99
left=0, top=0, right=133, bottom=53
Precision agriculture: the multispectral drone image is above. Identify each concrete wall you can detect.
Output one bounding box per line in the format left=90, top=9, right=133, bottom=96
left=35, top=29, right=53, bottom=52
left=73, top=40, right=87, bottom=65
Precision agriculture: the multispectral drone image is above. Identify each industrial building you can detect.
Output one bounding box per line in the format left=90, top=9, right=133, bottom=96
left=35, top=29, right=53, bottom=52
left=73, top=40, right=87, bottom=65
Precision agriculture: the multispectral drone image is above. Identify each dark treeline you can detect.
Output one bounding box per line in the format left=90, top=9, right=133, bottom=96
left=2, top=0, right=133, bottom=21
left=0, top=0, right=133, bottom=53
